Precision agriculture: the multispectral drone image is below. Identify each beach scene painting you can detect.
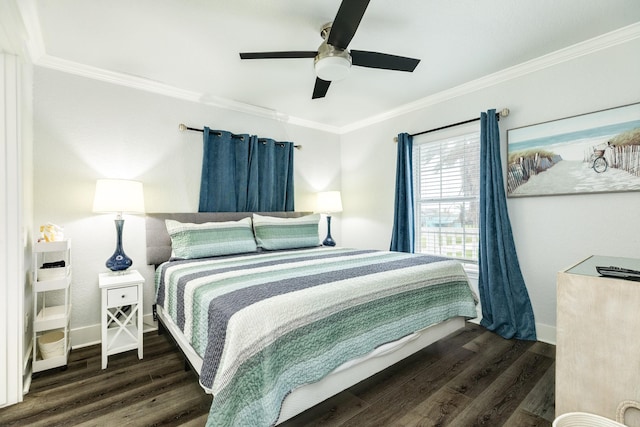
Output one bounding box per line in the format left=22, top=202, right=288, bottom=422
left=507, top=102, right=640, bottom=197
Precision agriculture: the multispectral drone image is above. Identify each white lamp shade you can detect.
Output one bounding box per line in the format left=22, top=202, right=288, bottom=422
left=92, top=179, right=145, bottom=214
left=316, top=191, right=343, bottom=213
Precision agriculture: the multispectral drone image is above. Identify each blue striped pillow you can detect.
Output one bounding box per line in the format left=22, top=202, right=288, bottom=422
left=252, top=213, right=320, bottom=250
left=165, top=218, right=257, bottom=259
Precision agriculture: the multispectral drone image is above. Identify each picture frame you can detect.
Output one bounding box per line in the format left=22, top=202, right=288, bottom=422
left=506, top=102, right=640, bottom=197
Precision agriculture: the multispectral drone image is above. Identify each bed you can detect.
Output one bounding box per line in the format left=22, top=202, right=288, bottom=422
left=146, top=212, right=478, bottom=426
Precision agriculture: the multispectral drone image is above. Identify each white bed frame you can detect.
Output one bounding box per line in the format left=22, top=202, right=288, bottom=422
left=157, top=306, right=465, bottom=424
left=146, top=212, right=468, bottom=424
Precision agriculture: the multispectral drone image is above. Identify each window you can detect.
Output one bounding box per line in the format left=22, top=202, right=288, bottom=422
left=413, top=127, right=480, bottom=265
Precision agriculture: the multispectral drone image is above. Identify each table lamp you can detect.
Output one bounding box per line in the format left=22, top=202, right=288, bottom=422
left=316, top=191, right=342, bottom=246
left=92, top=179, right=145, bottom=272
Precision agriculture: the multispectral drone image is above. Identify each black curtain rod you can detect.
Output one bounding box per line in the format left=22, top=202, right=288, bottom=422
left=407, top=108, right=510, bottom=138
left=179, top=124, right=301, bottom=149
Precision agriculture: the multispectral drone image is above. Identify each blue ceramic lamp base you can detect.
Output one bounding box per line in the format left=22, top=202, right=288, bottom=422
left=106, top=218, right=133, bottom=271
left=322, top=215, right=336, bottom=247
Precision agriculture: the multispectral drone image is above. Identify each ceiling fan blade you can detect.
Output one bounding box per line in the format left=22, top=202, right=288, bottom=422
left=239, top=51, right=317, bottom=60
left=350, top=50, right=420, bottom=72
left=327, top=0, right=370, bottom=50
left=312, top=78, right=331, bottom=99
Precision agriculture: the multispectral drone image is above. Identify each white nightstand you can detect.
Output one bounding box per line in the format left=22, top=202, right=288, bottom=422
left=98, top=270, right=144, bottom=369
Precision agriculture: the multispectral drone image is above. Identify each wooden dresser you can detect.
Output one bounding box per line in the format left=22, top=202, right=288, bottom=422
left=556, top=255, right=640, bottom=426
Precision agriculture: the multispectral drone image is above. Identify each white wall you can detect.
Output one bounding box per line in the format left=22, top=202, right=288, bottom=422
left=33, top=68, right=340, bottom=345
left=340, top=37, right=640, bottom=344
left=33, top=36, right=640, bottom=347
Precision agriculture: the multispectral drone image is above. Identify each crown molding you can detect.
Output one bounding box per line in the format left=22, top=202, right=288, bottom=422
left=35, top=54, right=342, bottom=133
left=37, top=55, right=203, bottom=102
left=16, top=0, right=640, bottom=135
left=15, top=0, right=45, bottom=62
left=16, top=1, right=338, bottom=133
left=340, top=22, right=640, bottom=134
left=0, top=0, right=37, bottom=58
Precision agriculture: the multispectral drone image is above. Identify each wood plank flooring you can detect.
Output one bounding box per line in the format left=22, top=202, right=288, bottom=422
left=0, top=322, right=555, bottom=426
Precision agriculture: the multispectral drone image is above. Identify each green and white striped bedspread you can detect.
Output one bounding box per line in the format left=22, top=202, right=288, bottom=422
left=154, top=247, right=477, bottom=427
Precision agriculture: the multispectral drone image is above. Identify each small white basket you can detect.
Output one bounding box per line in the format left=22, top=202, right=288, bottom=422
left=555, top=401, right=640, bottom=427
left=554, top=412, right=625, bottom=427
left=37, top=267, right=66, bottom=281
left=38, top=331, right=65, bottom=359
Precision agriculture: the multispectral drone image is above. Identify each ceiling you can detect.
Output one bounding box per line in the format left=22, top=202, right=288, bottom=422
left=13, top=0, right=640, bottom=131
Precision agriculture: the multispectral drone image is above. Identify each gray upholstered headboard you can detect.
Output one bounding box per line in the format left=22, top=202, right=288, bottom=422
left=145, top=212, right=311, bottom=266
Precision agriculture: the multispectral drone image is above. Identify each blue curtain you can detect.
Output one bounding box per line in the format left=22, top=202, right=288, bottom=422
left=390, top=132, right=415, bottom=253
left=479, top=110, right=537, bottom=340
left=199, top=128, right=294, bottom=212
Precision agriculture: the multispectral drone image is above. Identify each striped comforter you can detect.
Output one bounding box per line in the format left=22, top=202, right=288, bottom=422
left=154, top=247, right=477, bottom=426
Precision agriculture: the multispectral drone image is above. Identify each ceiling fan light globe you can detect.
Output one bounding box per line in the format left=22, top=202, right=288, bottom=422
left=315, top=56, right=351, bottom=81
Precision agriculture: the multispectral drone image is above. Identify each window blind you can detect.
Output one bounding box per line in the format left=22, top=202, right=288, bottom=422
left=413, top=131, right=480, bottom=262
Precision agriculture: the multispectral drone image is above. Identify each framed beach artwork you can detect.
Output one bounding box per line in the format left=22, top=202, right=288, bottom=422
left=506, top=102, right=640, bottom=197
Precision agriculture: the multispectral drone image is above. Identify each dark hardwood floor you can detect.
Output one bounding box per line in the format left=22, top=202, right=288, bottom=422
left=0, top=322, right=555, bottom=426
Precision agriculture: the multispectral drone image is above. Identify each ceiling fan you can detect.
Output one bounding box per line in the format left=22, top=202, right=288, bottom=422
left=239, top=0, right=420, bottom=99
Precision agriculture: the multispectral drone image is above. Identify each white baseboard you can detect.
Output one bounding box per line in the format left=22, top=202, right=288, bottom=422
left=462, top=275, right=556, bottom=345
left=468, top=316, right=556, bottom=346
left=70, top=313, right=157, bottom=349
left=535, top=322, right=556, bottom=345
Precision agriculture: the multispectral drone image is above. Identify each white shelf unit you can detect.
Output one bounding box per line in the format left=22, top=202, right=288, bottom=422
left=32, top=240, right=72, bottom=373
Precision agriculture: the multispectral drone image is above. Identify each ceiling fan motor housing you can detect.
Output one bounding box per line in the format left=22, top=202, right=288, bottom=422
left=314, top=42, right=352, bottom=81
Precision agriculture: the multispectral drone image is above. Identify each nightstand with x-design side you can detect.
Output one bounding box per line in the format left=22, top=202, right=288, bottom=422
left=98, top=270, right=144, bottom=369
